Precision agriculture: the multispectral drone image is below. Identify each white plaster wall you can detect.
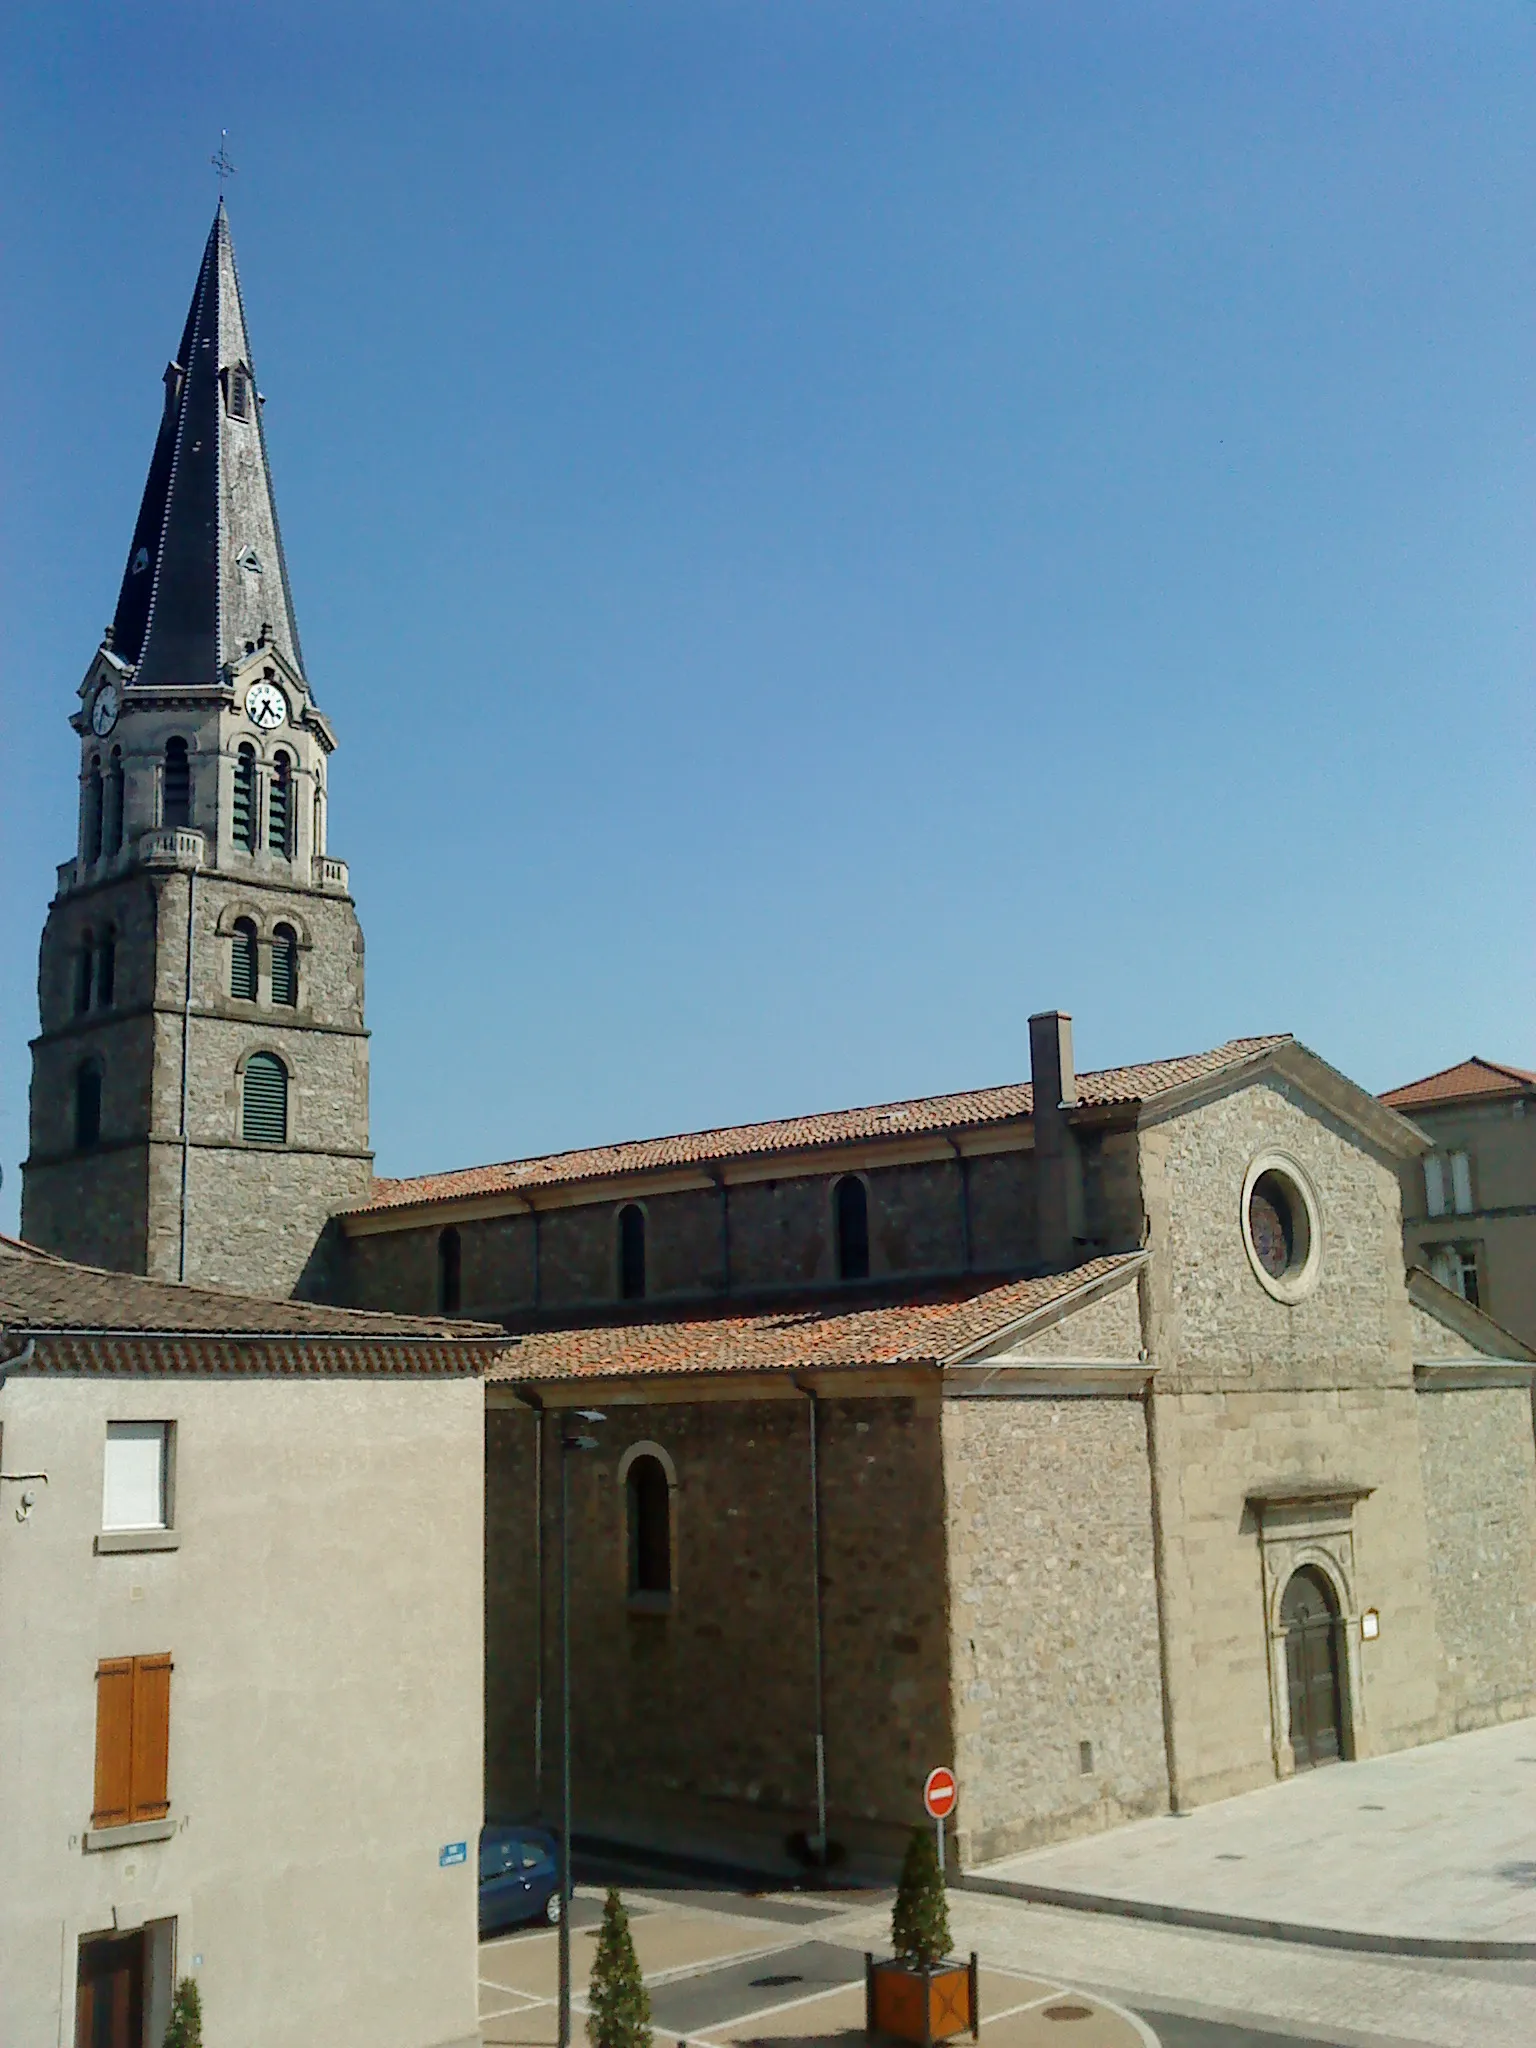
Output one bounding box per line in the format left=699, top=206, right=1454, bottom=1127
left=0, top=1372, right=483, bottom=2048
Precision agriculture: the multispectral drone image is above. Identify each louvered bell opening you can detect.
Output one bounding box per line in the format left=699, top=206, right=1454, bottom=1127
left=163, top=741, right=191, bottom=829
left=271, top=928, right=297, bottom=1007
left=227, top=366, right=249, bottom=421
left=230, top=923, right=257, bottom=1002
left=233, top=748, right=256, bottom=852
left=269, top=757, right=292, bottom=857
left=241, top=1053, right=287, bottom=1144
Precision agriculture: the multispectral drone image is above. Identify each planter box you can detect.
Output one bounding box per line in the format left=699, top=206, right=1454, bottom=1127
left=865, top=1952, right=979, bottom=2046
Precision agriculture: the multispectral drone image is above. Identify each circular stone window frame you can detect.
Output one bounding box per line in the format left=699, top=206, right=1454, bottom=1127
left=1240, top=1151, right=1323, bottom=1305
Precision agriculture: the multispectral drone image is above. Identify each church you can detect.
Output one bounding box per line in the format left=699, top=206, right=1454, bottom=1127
left=22, top=206, right=1536, bottom=1876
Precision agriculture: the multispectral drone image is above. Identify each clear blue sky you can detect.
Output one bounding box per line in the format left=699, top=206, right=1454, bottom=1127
left=3, top=3, right=1531, bottom=1228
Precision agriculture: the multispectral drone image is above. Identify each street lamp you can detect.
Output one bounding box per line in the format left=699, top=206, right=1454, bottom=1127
left=558, top=1408, right=605, bottom=2048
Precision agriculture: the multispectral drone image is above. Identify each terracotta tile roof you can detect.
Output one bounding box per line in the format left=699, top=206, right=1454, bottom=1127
left=353, top=1038, right=1291, bottom=1218
left=1380, top=1058, right=1536, bottom=1112
left=487, top=1254, right=1145, bottom=1384
left=0, top=1237, right=507, bottom=1372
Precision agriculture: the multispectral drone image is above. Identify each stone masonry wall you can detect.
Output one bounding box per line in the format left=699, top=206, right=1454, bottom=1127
left=1140, top=1079, right=1450, bottom=1806
left=943, top=1393, right=1167, bottom=1863
left=485, top=1386, right=953, bottom=1870
left=1415, top=1386, right=1536, bottom=1729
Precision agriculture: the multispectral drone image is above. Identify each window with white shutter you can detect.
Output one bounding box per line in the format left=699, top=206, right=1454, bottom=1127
left=102, top=1423, right=170, bottom=1531
left=1423, top=1156, right=1446, bottom=1217
left=1450, top=1151, right=1473, bottom=1215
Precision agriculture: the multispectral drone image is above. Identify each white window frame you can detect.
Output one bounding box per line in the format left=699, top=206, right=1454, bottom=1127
left=96, top=1422, right=179, bottom=1555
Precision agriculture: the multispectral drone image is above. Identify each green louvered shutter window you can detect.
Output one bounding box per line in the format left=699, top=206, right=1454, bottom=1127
left=242, top=1053, right=287, bottom=1144
left=268, top=753, right=293, bottom=857
left=271, top=925, right=298, bottom=1007
left=233, top=745, right=256, bottom=852
left=230, top=919, right=258, bottom=1001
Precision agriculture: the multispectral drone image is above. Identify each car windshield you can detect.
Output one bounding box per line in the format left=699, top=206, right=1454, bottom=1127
left=481, top=1834, right=547, bottom=1875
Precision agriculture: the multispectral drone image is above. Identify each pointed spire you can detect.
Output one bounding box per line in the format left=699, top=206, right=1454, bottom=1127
left=110, top=203, right=306, bottom=689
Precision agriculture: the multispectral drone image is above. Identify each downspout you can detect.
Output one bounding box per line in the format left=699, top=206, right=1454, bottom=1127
left=176, top=865, right=197, bottom=1282
left=799, top=1380, right=829, bottom=1870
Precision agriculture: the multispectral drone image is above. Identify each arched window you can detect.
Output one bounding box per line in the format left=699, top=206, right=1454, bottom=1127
left=618, top=1204, right=646, bottom=1300
left=96, top=931, right=116, bottom=1009
left=271, top=923, right=298, bottom=1007
left=230, top=918, right=258, bottom=1002
left=74, top=933, right=94, bottom=1016
left=75, top=1062, right=102, bottom=1149
left=437, top=1226, right=462, bottom=1314
left=835, top=1174, right=870, bottom=1281
left=313, top=787, right=326, bottom=857
left=232, top=744, right=257, bottom=852
left=162, top=738, right=191, bottom=828
left=104, top=747, right=124, bottom=857
left=269, top=751, right=293, bottom=857
left=83, top=755, right=104, bottom=863
left=241, top=1052, right=287, bottom=1144
left=626, top=1454, right=671, bottom=1596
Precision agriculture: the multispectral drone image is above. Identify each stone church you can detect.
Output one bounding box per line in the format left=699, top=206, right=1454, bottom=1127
left=21, top=206, right=1536, bottom=1874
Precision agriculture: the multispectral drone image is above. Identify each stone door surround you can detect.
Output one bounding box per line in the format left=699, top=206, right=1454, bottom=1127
left=1247, top=1481, right=1374, bottom=1778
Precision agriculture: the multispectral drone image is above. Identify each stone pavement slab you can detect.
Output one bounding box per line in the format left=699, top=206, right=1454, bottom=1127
left=972, top=1719, right=1536, bottom=1949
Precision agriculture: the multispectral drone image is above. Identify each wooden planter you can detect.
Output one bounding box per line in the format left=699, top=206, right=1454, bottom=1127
left=865, top=1952, right=979, bottom=2046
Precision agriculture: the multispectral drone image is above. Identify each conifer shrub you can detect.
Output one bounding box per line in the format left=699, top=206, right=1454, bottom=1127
left=163, top=1976, right=202, bottom=2048
left=891, top=1825, right=951, bottom=1970
left=587, top=1887, right=652, bottom=2048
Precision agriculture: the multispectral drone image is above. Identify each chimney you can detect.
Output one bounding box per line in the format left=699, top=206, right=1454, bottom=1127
left=1029, top=1010, right=1083, bottom=1270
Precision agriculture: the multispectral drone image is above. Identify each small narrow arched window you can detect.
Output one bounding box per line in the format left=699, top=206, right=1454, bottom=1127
left=835, top=1174, right=870, bottom=1281
left=75, top=1062, right=102, bottom=1149
left=84, top=755, right=104, bottom=864
left=232, top=744, right=257, bottom=852
left=269, top=752, right=293, bottom=857
left=74, top=932, right=94, bottom=1016
left=626, top=1454, right=671, bottom=1597
left=241, top=1052, right=287, bottom=1144
left=438, top=1226, right=462, bottom=1314
left=96, top=931, right=116, bottom=1009
left=618, top=1204, right=646, bottom=1300
left=104, top=747, right=124, bottom=857
left=272, top=923, right=298, bottom=1007
left=230, top=918, right=258, bottom=1002
left=162, top=738, right=191, bottom=829
left=313, top=788, right=326, bottom=857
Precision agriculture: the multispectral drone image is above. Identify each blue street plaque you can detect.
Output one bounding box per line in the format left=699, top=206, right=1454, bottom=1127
left=440, top=1841, right=468, bottom=1868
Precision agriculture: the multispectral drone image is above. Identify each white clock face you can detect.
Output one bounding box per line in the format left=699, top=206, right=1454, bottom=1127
left=245, top=680, right=287, bottom=731
left=91, top=683, right=119, bottom=736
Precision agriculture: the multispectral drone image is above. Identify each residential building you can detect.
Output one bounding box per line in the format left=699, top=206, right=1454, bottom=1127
left=1380, top=1058, right=1536, bottom=1348
left=0, top=1236, right=503, bottom=2048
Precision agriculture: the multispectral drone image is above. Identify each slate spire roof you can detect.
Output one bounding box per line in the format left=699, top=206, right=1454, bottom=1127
left=110, top=200, right=306, bottom=690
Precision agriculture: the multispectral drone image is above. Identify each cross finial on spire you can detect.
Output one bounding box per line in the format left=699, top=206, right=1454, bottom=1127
left=211, top=130, right=237, bottom=185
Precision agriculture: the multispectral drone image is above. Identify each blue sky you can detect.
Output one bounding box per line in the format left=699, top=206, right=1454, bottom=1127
left=2, top=3, right=1531, bottom=1228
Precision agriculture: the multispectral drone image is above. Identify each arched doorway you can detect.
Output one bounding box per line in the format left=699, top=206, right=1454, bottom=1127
left=1281, top=1566, right=1347, bottom=1768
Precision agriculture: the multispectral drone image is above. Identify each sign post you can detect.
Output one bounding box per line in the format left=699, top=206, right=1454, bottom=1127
left=922, top=1766, right=957, bottom=1876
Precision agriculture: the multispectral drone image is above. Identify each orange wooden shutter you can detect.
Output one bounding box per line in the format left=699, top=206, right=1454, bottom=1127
left=129, top=1654, right=172, bottom=1821
left=92, top=1659, right=135, bottom=1827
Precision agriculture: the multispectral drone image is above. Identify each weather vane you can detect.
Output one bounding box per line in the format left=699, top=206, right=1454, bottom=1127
left=211, top=131, right=237, bottom=184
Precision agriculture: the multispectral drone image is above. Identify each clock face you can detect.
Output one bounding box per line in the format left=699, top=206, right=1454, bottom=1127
left=90, top=683, right=119, bottom=736
left=245, top=680, right=287, bottom=731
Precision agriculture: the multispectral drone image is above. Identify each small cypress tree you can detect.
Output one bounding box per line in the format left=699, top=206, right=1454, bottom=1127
left=587, top=1887, right=651, bottom=2048
left=163, top=1976, right=202, bottom=2048
left=891, top=1825, right=951, bottom=1970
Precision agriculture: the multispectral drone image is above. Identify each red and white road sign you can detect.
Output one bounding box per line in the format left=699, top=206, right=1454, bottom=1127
left=923, top=1767, right=957, bottom=1820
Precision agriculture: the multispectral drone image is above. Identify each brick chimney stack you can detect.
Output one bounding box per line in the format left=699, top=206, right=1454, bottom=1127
left=1029, top=1010, right=1084, bottom=1270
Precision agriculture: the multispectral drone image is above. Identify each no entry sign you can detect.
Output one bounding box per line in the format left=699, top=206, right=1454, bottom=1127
left=923, top=1767, right=957, bottom=1820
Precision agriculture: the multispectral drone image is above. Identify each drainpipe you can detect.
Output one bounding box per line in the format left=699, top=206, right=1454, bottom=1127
left=176, top=866, right=197, bottom=1282
left=798, top=1380, right=829, bottom=1871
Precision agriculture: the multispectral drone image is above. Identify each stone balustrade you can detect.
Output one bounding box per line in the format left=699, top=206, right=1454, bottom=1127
left=138, top=827, right=207, bottom=870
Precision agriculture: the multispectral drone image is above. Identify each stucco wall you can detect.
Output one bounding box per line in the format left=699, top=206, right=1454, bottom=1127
left=943, top=1392, right=1167, bottom=1863
left=0, top=1373, right=483, bottom=2048
left=485, top=1386, right=952, bottom=1870
left=1416, top=1386, right=1536, bottom=1728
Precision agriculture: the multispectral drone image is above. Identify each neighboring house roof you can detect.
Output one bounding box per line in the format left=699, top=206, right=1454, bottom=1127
left=1380, top=1058, right=1536, bottom=1112
left=1405, top=1264, right=1536, bottom=1373
left=0, top=1236, right=507, bottom=1375
left=487, top=1253, right=1145, bottom=1384
left=351, top=1037, right=1293, bottom=1219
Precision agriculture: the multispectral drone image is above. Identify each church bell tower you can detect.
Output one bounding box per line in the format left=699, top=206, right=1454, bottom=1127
left=21, top=202, right=372, bottom=1295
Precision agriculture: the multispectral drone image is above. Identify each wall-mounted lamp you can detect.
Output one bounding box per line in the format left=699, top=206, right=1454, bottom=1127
left=1361, top=1608, right=1380, bottom=1641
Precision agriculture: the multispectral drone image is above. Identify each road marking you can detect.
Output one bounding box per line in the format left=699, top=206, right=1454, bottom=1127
left=478, top=1981, right=545, bottom=2003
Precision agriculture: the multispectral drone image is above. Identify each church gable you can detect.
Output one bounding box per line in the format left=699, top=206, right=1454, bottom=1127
left=1407, top=1267, right=1536, bottom=1365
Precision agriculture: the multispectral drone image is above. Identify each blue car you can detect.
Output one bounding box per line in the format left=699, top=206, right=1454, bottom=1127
left=480, top=1824, right=562, bottom=1933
